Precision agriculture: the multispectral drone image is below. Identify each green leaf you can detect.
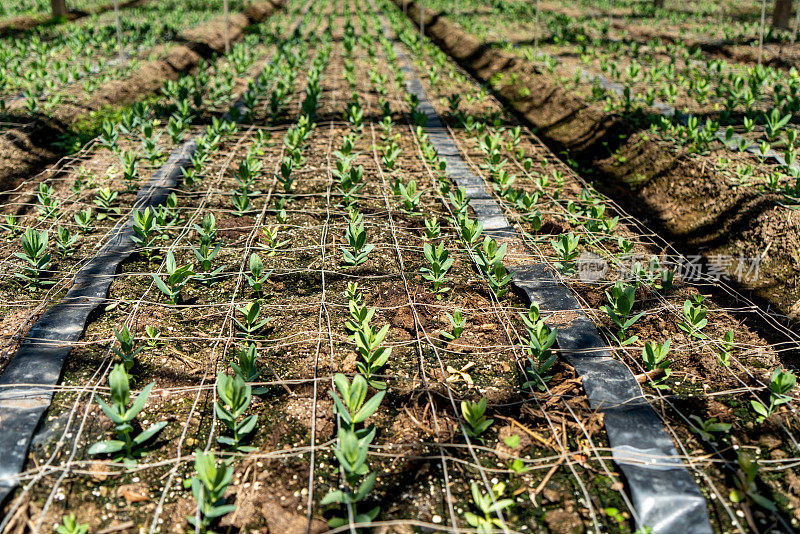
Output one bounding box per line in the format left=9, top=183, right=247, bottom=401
left=95, top=397, right=124, bottom=425
left=488, top=498, right=515, bottom=513
left=238, top=414, right=258, bottom=436
left=329, top=390, right=354, bottom=425
left=320, top=489, right=348, bottom=506
left=152, top=275, right=173, bottom=298
left=353, top=390, right=385, bottom=424
left=125, top=382, right=155, bottom=420
left=354, top=471, right=378, bottom=501
left=133, top=421, right=167, bottom=445
left=88, top=440, right=126, bottom=455
left=205, top=504, right=236, bottom=518
left=751, top=400, right=769, bottom=417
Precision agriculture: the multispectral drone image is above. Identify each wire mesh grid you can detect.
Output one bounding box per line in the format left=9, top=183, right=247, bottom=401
left=0, top=0, right=798, bottom=532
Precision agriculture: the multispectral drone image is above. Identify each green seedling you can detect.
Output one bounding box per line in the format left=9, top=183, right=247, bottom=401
left=1, top=215, right=23, bottom=238
left=474, top=236, right=506, bottom=275
left=447, top=93, right=461, bottom=113
left=421, top=242, right=453, bottom=297
left=97, top=119, right=118, bottom=152
left=441, top=309, right=465, bottom=341
left=341, top=212, right=374, bottom=267
left=277, top=156, right=294, bottom=194
left=424, top=216, right=441, bottom=239
left=717, top=330, right=735, bottom=367
left=459, top=217, right=484, bottom=248
left=145, top=325, right=161, bottom=348
left=764, top=108, right=791, bottom=141
left=155, top=193, right=180, bottom=231
left=551, top=233, right=580, bottom=273
left=182, top=151, right=208, bottom=188
left=449, top=187, right=471, bottom=218
left=345, top=102, right=364, bottom=132
left=729, top=451, right=776, bottom=511
left=464, top=481, right=514, bottom=533
left=678, top=295, right=708, bottom=339
left=320, top=427, right=381, bottom=528
left=245, top=253, right=271, bottom=293
left=56, top=514, right=89, bottom=534
left=346, top=299, right=375, bottom=334
left=330, top=373, right=385, bottom=433
left=260, top=225, right=290, bottom=256
left=88, top=364, right=167, bottom=466
left=346, top=281, right=361, bottom=305
left=517, top=195, right=542, bottom=231
left=55, top=226, right=78, bottom=256
left=234, top=301, right=271, bottom=337
left=15, top=228, right=53, bottom=288
left=509, top=457, right=531, bottom=474
left=601, top=282, right=644, bottom=345
left=119, top=150, right=139, bottom=191
left=192, top=240, right=223, bottom=285
left=215, top=371, right=257, bottom=452
left=353, top=322, right=392, bottom=390
left=688, top=415, right=731, bottom=443
left=398, top=180, right=422, bottom=212
left=167, top=115, right=187, bottom=144
left=235, top=155, right=262, bottom=195
left=112, top=325, right=143, bottom=371
left=274, top=197, right=289, bottom=224
left=642, top=340, right=671, bottom=389
left=617, top=237, right=634, bottom=254
left=187, top=450, right=236, bottom=531
left=231, top=343, right=266, bottom=394
left=152, top=251, right=194, bottom=305
left=486, top=259, right=513, bottom=299
left=74, top=209, right=93, bottom=234
left=37, top=183, right=59, bottom=219
left=382, top=142, right=401, bottom=171
left=131, top=208, right=158, bottom=260
left=231, top=191, right=252, bottom=216
left=461, top=397, right=493, bottom=441
left=93, top=187, right=120, bottom=220
left=751, top=366, right=796, bottom=421
left=140, top=121, right=165, bottom=163
left=520, top=303, right=558, bottom=390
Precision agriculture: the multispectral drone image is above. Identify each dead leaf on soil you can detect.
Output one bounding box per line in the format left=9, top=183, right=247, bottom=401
left=117, top=483, right=149, bottom=503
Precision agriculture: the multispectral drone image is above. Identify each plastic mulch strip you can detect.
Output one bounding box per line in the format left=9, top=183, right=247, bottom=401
left=389, top=26, right=713, bottom=534
left=0, top=3, right=308, bottom=499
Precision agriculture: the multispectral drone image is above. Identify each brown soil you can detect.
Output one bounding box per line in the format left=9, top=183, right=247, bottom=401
left=3, top=1, right=798, bottom=531
left=395, top=0, right=800, bottom=324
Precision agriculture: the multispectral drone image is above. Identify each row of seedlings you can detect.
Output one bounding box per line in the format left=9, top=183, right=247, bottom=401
left=387, top=3, right=800, bottom=532
left=0, top=0, right=328, bottom=531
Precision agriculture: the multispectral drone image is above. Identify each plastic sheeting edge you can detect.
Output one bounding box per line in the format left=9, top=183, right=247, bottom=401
left=386, top=9, right=713, bottom=532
